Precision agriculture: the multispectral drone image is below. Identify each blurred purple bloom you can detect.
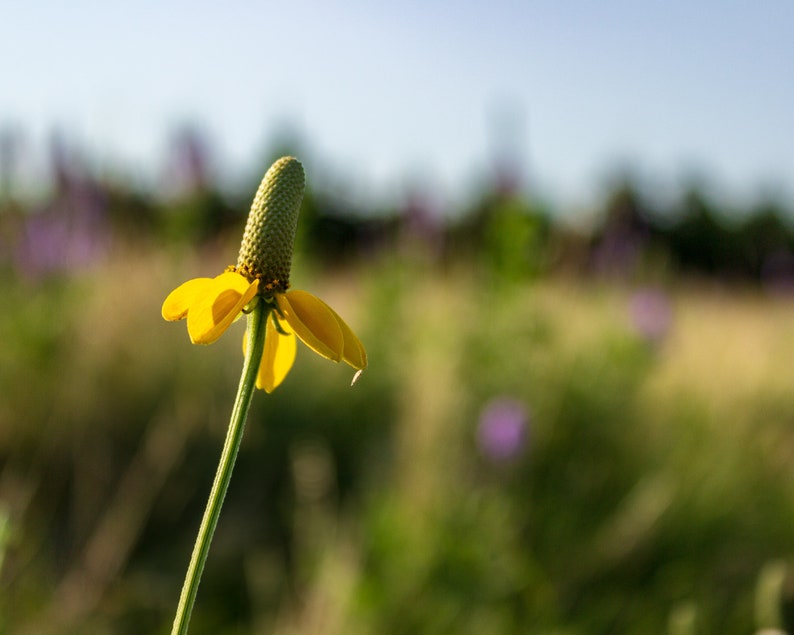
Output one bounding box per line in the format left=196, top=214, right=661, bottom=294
left=762, top=250, right=794, bottom=295
left=14, top=132, right=110, bottom=278
left=477, top=397, right=529, bottom=462
left=628, top=288, right=672, bottom=344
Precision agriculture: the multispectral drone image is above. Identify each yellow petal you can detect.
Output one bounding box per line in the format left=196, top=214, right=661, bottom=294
left=276, top=291, right=344, bottom=362
left=162, top=277, right=214, bottom=321
left=258, top=315, right=297, bottom=392
left=187, top=273, right=259, bottom=345
left=325, top=304, right=367, bottom=370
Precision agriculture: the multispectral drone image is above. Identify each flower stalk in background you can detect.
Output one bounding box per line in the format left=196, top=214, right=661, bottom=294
left=162, top=156, right=366, bottom=635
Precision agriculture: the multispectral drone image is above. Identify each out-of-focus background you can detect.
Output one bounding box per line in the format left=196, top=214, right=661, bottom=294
left=2, top=2, right=794, bottom=634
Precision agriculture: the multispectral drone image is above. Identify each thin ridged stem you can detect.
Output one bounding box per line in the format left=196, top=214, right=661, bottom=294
left=170, top=302, right=267, bottom=635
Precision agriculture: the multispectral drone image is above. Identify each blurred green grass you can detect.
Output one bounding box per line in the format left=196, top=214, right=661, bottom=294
left=2, top=243, right=794, bottom=635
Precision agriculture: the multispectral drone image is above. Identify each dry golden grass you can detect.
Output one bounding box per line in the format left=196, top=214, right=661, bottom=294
left=645, top=287, right=794, bottom=429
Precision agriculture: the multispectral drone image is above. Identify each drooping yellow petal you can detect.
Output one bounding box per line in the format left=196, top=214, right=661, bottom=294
left=162, top=277, right=214, bottom=321
left=325, top=304, right=367, bottom=370
left=258, top=314, right=297, bottom=393
left=276, top=290, right=343, bottom=362
left=187, top=273, right=259, bottom=345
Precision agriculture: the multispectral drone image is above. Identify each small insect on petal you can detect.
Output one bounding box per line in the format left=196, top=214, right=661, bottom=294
left=162, top=278, right=214, bottom=321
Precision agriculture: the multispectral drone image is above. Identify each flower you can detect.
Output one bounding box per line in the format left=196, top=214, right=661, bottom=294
left=161, top=157, right=367, bottom=392
left=627, top=288, right=672, bottom=344
left=477, top=397, right=529, bottom=463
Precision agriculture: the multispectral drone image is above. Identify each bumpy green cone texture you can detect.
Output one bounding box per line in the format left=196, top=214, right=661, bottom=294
left=236, top=156, right=305, bottom=292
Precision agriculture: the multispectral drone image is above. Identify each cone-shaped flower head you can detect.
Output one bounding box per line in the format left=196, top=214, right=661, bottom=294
left=162, top=156, right=366, bottom=391
left=237, top=156, right=305, bottom=292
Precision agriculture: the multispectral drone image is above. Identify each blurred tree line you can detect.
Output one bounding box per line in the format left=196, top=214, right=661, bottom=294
left=1, top=124, right=793, bottom=288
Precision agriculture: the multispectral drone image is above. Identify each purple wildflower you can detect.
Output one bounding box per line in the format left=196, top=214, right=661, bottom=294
left=477, top=397, right=529, bottom=463
left=628, top=288, right=673, bottom=344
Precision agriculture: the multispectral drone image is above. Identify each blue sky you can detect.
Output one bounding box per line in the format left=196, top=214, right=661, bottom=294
left=2, top=1, right=792, bottom=209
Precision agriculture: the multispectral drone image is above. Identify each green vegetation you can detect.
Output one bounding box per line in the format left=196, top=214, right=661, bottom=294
left=2, top=241, right=794, bottom=633
left=2, top=142, right=794, bottom=633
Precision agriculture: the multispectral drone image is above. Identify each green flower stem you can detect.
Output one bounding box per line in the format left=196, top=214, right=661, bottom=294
left=170, top=301, right=267, bottom=635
